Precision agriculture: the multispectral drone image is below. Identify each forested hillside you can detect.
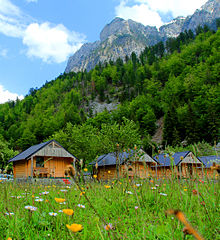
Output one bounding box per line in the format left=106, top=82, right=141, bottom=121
left=0, top=26, right=219, bottom=168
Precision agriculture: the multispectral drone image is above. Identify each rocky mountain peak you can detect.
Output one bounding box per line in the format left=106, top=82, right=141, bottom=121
left=65, top=0, right=220, bottom=73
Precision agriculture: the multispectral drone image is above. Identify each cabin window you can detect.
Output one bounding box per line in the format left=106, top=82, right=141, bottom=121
left=36, top=156, right=44, bottom=167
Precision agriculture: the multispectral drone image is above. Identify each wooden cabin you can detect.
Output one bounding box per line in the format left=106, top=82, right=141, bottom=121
left=9, top=140, right=77, bottom=178
left=198, top=156, right=220, bottom=178
left=90, top=149, right=157, bottom=180
left=152, top=151, right=204, bottom=178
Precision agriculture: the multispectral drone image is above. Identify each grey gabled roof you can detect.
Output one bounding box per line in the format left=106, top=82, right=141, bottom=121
left=153, top=151, right=190, bottom=167
left=198, top=156, right=220, bottom=168
left=8, top=140, right=77, bottom=162
left=90, top=150, right=134, bottom=167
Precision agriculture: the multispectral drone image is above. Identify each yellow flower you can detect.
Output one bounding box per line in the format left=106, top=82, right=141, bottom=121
left=84, top=168, right=88, bottom=172
left=55, top=198, right=66, bottom=203
left=150, top=180, right=154, bottom=183
left=80, top=192, right=85, bottom=196
left=184, top=188, right=187, bottom=192
left=66, top=223, right=83, bottom=233
left=63, top=209, right=74, bottom=216
left=108, top=171, right=111, bottom=174
left=45, top=199, right=49, bottom=203
left=104, top=185, right=111, bottom=189
left=7, top=238, right=12, bottom=240
left=32, top=195, right=35, bottom=198
left=93, top=175, right=97, bottom=179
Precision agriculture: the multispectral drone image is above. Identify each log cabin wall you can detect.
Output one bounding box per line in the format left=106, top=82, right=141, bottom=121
left=97, top=166, right=117, bottom=180
left=43, top=157, right=73, bottom=178
left=13, top=160, right=27, bottom=178
left=97, top=162, right=157, bottom=180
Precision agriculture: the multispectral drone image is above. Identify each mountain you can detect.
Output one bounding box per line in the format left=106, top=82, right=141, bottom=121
left=65, top=0, right=220, bottom=73
left=0, top=28, right=219, bottom=164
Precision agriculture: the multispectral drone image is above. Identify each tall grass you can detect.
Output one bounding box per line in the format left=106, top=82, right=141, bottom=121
left=0, top=176, right=219, bottom=239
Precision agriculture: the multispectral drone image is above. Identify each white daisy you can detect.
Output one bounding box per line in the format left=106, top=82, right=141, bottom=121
left=49, top=212, right=57, bottom=216
left=35, top=198, right=44, bottom=202
left=77, top=204, right=85, bottom=208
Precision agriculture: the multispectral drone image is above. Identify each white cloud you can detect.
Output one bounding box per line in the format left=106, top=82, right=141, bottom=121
left=115, top=0, right=208, bottom=27
left=23, top=22, right=85, bottom=63
left=0, top=84, right=24, bottom=104
left=135, top=0, right=207, bottom=17
left=0, top=0, right=21, bottom=17
left=115, top=0, right=163, bottom=28
left=0, top=0, right=86, bottom=63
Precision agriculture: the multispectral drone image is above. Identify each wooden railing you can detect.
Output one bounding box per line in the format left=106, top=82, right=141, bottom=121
left=33, top=167, right=49, bottom=178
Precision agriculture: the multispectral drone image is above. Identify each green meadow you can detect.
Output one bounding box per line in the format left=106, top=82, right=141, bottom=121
left=0, top=178, right=219, bottom=240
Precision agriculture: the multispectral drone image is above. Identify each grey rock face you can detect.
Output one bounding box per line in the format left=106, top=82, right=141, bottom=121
left=182, top=0, right=220, bottom=31
left=65, top=0, right=219, bottom=73
left=159, top=16, right=186, bottom=38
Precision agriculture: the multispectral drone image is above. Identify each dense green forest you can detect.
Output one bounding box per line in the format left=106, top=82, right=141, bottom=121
left=0, top=25, right=219, bottom=169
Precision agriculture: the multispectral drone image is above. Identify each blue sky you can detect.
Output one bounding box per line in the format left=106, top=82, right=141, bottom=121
left=0, top=0, right=207, bottom=103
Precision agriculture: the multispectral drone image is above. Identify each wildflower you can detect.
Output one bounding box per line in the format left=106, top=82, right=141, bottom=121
left=184, top=188, right=187, bottom=192
left=7, top=238, right=12, bottom=240
left=93, top=175, right=97, bottom=179
left=135, top=206, right=139, bottom=210
left=45, top=199, right=49, bottom=203
left=84, top=168, right=88, bottom=172
left=62, top=209, right=74, bottom=216
left=160, top=193, right=167, bottom=196
left=80, top=192, right=85, bottom=196
left=41, top=191, right=49, bottom=195
left=134, top=145, right=137, bottom=150
left=200, top=201, right=205, bottom=206
left=66, top=186, right=71, bottom=189
left=166, top=209, right=204, bottom=240
left=155, top=184, right=159, bottom=187
left=104, top=185, right=111, bottom=189
left=108, top=171, right=111, bottom=174
left=5, top=212, right=14, bottom=216
left=199, top=179, right=204, bottom=183
left=60, top=189, right=68, bottom=192
left=192, top=189, right=198, bottom=195
left=77, top=204, right=85, bottom=208
left=66, top=223, right=83, bottom=233
left=59, top=202, right=66, bottom=205
left=136, top=184, right=141, bottom=187
left=126, top=191, right=133, bottom=194
left=25, top=206, right=37, bottom=211
left=49, top=212, right=58, bottom=216
left=62, top=179, right=71, bottom=184
left=104, top=223, right=113, bottom=231
left=150, top=180, right=154, bottom=183
left=58, top=210, right=63, bottom=213
left=95, top=162, right=98, bottom=169
left=35, top=198, right=44, bottom=202
left=55, top=198, right=66, bottom=203
left=32, top=195, right=35, bottom=198
left=151, top=187, right=157, bottom=190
